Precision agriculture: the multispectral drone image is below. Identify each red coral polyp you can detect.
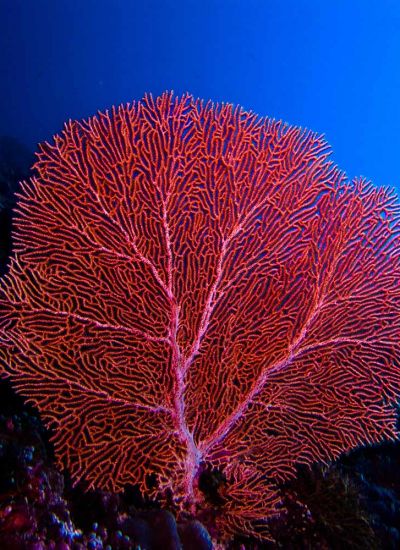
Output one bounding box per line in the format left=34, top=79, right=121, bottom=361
left=0, top=92, right=399, bottom=541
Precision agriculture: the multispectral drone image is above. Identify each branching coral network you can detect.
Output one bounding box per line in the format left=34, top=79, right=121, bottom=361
left=0, top=92, right=399, bottom=541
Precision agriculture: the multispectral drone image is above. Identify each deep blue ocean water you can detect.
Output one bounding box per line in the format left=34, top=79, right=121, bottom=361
left=1, top=0, right=400, bottom=191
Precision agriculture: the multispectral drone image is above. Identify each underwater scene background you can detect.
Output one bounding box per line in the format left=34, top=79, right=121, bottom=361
left=1, top=1, right=400, bottom=549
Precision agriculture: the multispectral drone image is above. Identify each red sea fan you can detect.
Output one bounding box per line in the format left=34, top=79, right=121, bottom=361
left=0, top=92, right=399, bottom=541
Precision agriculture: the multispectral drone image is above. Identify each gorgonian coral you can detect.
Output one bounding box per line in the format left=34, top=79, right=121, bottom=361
left=0, top=93, right=399, bottom=540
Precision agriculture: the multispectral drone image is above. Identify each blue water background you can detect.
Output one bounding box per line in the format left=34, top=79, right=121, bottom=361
left=0, top=0, right=400, bottom=191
